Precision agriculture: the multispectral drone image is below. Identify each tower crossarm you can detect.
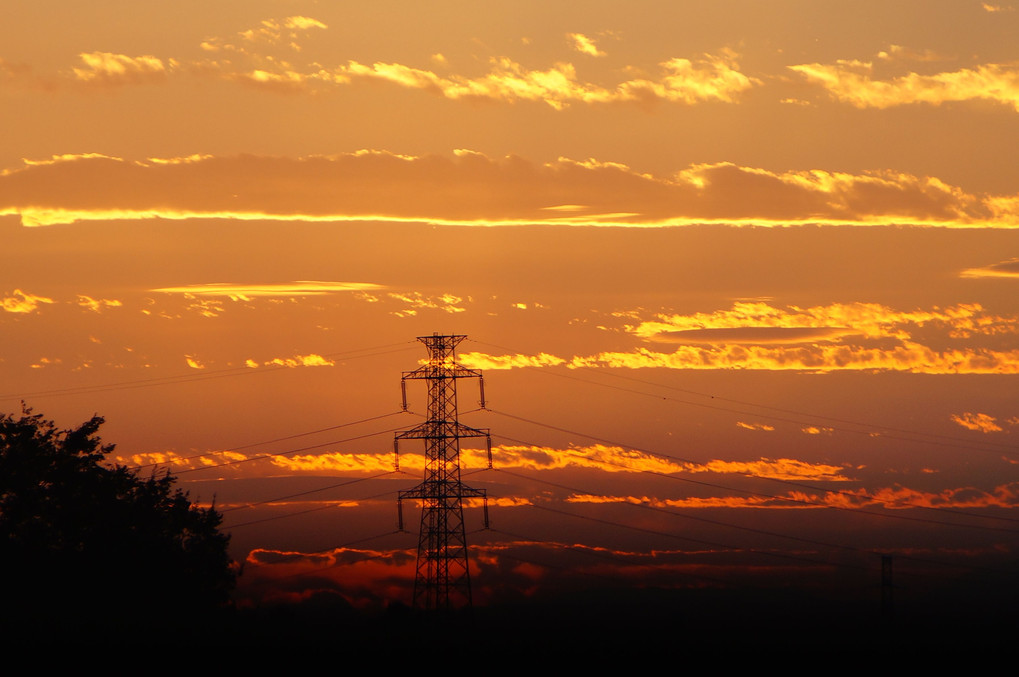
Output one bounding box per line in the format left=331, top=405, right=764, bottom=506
left=402, top=364, right=483, bottom=381
left=399, top=483, right=486, bottom=501
left=395, top=421, right=489, bottom=441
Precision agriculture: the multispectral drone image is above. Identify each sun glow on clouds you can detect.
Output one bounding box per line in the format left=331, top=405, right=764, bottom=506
left=387, top=292, right=466, bottom=316
left=121, top=449, right=250, bottom=471
left=628, top=301, right=1015, bottom=342
left=466, top=343, right=1019, bottom=375
left=1, top=289, right=54, bottom=313
left=76, top=295, right=122, bottom=313
left=247, top=354, right=335, bottom=369
left=458, top=352, right=566, bottom=370
left=790, top=57, right=1019, bottom=112
left=257, top=444, right=850, bottom=481
left=493, top=446, right=851, bottom=481
left=951, top=412, right=1003, bottom=433
left=338, top=50, right=756, bottom=109
left=151, top=282, right=384, bottom=301
left=569, top=481, right=1019, bottom=511
left=568, top=33, right=605, bottom=58
left=5, top=151, right=1019, bottom=227
left=961, top=258, right=1019, bottom=279
left=73, top=52, right=171, bottom=85
left=568, top=343, right=1019, bottom=374
left=462, top=300, right=1019, bottom=374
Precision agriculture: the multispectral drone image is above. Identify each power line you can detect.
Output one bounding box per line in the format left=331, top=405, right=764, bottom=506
left=487, top=408, right=1019, bottom=533
left=221, top=472, right=401, bottom=517
left=168, top=422, right=411, bottom=476
left=489, top=465, right=1015, bottom=579
left=2, top=341, right=419, bottom=401
left=468, top=338, right=1019, bottom=459
left=127, top=410, right=408, bottom=473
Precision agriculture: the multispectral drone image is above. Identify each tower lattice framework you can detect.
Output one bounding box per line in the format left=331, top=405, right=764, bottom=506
left=395, top=334, right=491, bottom=610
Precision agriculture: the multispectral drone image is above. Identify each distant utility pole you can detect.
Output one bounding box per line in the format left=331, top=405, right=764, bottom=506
left=395, top=333, right=492, bottom=610
left=881, top=555, right=894, bottom=622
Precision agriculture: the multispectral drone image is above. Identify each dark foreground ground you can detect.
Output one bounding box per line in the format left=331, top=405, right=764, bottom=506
left=7, top=581, right=1014, bottom=666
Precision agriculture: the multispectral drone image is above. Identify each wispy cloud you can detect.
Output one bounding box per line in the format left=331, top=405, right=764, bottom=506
left=151, top=281, right=384, bottom=301
left=202, top=15, right=328, bottom=54
left=568, top=481, right=1019, bottom=510
left=246, top=354, right=335, bottom=368
left=567, top=33, right=605, bottom=57
left=567, top=343, right=1019, bottom=374
left=76, top=295, right=122, bottom=313
left=336, top=50, right=757, bottom=109
left=961, top=258, right=1019, bottom=279
left=951, top=412, right=1003, bottom=433
left=458, top=352, right=567, bottom=370
left=3, top=151, right=1018, bottom=228
left=1, top=289, right=54, bottom=314
left=627, top=301, right=1017, bottom=342
left=387, top=292, right=467, bottom=317
left=265, top=444, right=849, bottom=481
left=736, top=422, right=775, bottom=432
left=72, top=52, right=172, bottom=86
left=790, top=57, right=1019, bottom=112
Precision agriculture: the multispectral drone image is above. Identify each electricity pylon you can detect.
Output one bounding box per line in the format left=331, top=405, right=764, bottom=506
left=395, top=333, right=491, bottom=610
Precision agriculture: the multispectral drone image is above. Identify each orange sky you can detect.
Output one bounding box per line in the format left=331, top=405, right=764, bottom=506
left=2, top=1, right=1018, bottom=615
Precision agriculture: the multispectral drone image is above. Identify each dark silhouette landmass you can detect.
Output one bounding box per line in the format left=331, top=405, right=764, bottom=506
left=0, top=407, right=234, bottom=642
left=2, top=406, right=1015, bottom=660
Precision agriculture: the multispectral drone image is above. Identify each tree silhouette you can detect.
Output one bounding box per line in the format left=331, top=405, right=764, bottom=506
left=0, top=407, right=235, bottom=637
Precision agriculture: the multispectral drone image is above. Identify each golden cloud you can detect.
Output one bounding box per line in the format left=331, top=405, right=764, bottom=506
left=119, top=449, right=253, bottom=472
left=338, top=51, right=757, bottom=109
left=1, top=289, right=54, bottom=313
left=567, top=493, right=787, bottom=509
left=76, top=295, right=122, bottom=313
left=568, top=342, right=1019, bottom=374
left=272, top=452, right=398, bottom=473
left=961, top=258, right=1019, bottom=279
left=267, top=443, right=848, bottom=482
left=876, top=45, right=950, bottom=64
left=73, top=52, right=170, bottom=85
left=568, top=33, right=605, bottom=57
left=151, top=281, right=384, bottom=301
left=628, top=301, right=1018, bottom=342
left=285, top=16, right=328, bottom=31
left=736, top=422, right=775, bottom=432
left=569, top=481, right=1019, bottom=510
left=3, top=151, right=1018, bottom=228
left=458, top=352, right=567, bottom=370
left=465, top=299, right=1019, bottom=375
left=950, top=412, right=1003, bottom=433
left=236, top=16, right=328, bottom=47
left=248, top=354, right=336, bottom=368
left=387, top=291, right=466, bottom=316
left=493, top=445, right=851, bottom=480
left=790, top=58, right=1019, bottom=111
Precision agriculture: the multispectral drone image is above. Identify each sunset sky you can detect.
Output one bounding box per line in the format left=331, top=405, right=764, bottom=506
left=3, top=1, right=1018, bottom=617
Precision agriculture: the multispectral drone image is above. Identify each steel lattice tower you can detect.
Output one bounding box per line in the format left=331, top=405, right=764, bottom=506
left=395, top=334, right=491, bottom=610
